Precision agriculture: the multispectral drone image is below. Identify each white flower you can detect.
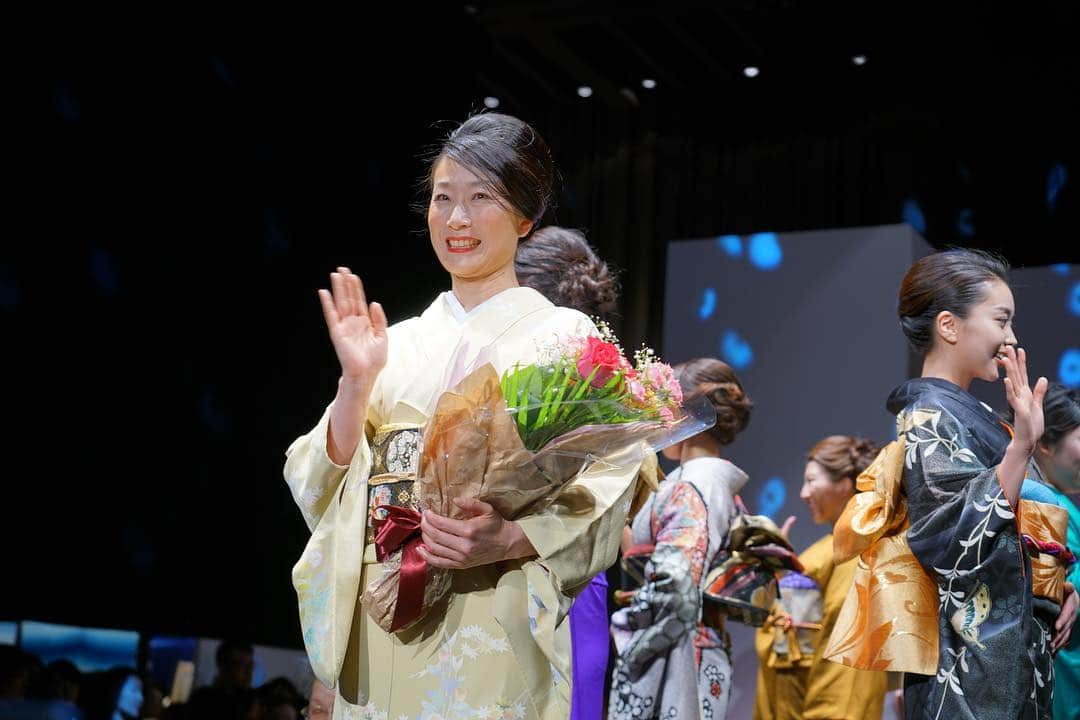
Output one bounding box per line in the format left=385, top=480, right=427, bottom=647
left=459, top=625, right=483, bottom=639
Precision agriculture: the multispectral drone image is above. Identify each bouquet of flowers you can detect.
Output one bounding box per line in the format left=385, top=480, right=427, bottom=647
left=362, top=324, right=714, bottom=633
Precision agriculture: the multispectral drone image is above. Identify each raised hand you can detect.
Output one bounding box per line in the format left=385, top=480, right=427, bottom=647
left=318, top=267, right=388, bottom=388
left=319, top=267, right=389, bottom=465
left=998, top=346, right=1048, bottom=453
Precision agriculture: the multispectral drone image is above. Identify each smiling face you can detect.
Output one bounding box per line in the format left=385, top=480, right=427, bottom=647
left=799, top=460, right=855, bottom=526
left=427, top=157, right=533, bottom=286
left=945, top=278, right=1018, bottom=383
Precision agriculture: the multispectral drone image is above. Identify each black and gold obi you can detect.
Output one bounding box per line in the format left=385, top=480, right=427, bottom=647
left=365, top=423, right=422, bottom=546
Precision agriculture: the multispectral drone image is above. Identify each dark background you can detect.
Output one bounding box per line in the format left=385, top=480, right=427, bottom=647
left=5, top=2, right=1079, bottom=649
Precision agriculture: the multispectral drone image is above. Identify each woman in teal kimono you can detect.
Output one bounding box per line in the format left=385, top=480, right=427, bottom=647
left=1015, top=383, right=1080, bottom=718
left=892, top=249, right=1078, bottom=719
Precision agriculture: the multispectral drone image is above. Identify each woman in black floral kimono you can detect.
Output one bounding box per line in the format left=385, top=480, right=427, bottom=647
left=893, top=249, right=1078, bottom=719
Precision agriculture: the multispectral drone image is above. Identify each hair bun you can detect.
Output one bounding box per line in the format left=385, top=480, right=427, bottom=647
left=516, top=226, right=619, bottom=317
left=675, top=363, right=752, bottom=446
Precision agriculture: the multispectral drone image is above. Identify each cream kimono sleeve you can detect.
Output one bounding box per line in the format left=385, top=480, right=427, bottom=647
left=283, top=370, right=388, bottom=688
left=516, top=443, right=642, bottom=597
left=502, top=442, right=642, bottom=702
left=283, top=384, right=381, bottom=531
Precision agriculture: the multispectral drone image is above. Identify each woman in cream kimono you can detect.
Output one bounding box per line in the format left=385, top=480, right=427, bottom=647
left=283, top=113, right=642, bottom=720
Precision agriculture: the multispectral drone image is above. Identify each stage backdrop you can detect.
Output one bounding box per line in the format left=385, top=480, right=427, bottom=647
left=661, top=224, right=1078, bottom=719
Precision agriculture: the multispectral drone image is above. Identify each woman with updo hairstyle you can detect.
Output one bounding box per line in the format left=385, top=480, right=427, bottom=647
left=515, top=226, right=619, bottom=319
left=608, top=358, right=752, bottom=720
left=822, top=248, right=1077, bottom=719
left=514, top=225, right=624, bottom=720
left=285, top=113, right=645, bottom=719
left=752, top=436, right=888, bottom=720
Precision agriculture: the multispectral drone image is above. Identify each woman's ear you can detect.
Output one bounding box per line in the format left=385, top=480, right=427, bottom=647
left=935, top=310, right=960, bottom=346
left=841, top=475, right=856, bottom=498
left=517, top=216, right=534, bottom=239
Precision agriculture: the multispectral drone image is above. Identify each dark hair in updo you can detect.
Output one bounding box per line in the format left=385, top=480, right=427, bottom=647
left=515, top=226, right=619, bottom=317
left=417, top=112, right=557, bottom=237
left=807, top=435, right=879, bottom=484
left=897, top=248, right=1010, bottom=354
left=1040, top=383, right=1080, bottom=447
left=674, top=358, right=753, bottom=446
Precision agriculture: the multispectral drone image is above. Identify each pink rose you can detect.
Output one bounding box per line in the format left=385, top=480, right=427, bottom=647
left=576, top=336, right=626, bottom=388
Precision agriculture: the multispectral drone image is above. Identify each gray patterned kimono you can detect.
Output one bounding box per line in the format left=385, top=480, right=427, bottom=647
left=608, top=457, right=748, bottom=720
left=891, top=378, right=1057, bottom=720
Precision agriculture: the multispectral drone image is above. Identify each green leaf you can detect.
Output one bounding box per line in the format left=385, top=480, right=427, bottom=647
left=547, top=371, right=574, bottom=426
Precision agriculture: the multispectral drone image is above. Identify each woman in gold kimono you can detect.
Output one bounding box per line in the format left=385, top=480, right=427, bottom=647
left=283, top=113, right=642, bottom=720
left=753, top=435, right=888, bottom=720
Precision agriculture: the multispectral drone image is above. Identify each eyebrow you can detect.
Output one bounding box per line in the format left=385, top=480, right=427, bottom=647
left=433, top=179, right=486, bottom=188
left=993, top=306, right=1014, bottom=317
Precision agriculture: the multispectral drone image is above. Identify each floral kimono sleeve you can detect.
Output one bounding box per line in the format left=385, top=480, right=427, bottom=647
left=609, top=481, right=708, bottom=678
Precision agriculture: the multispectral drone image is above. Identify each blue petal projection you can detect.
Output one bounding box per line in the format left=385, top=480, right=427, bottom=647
left=721, top=330, right=754, bottom=369
left=699, top=287, right=717, bottom=320
left=1060, top=349, right=1080, bottom=388
left=901, top=198, right=927, bottom=234
left=1048, top=163, right=1067, bottom=212
left=758, top=477, right=787, bottom=520
left=748, top=233, right=782, bottom=270
left=716, top=235, right=743, bottom=258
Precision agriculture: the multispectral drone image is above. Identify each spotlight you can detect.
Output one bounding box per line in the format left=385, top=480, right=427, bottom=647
left=577, top=86, right=593, bottom=98
left=742, top=66, right=760, bottom=78
left=852, top=54, right=867, bottom=66
left=641, top=78, right=657, bottom=89
left=483, top=96, right=499, bottom=109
